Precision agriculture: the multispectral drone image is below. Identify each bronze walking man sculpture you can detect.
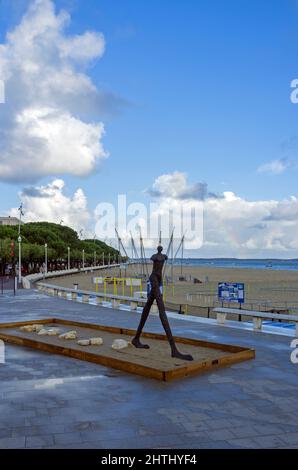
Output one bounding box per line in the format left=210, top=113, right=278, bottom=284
left=132, top=246, right=193, bottom=361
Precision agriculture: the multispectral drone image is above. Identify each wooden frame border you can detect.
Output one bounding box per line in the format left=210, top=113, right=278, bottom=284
left=0, top=318, right=255, bottom=381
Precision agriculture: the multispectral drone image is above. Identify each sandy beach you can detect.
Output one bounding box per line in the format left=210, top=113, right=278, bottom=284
left=46, top=263, right=298, bottom=312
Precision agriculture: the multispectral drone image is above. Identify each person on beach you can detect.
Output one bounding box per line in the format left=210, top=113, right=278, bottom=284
left=132, top=246, right=193, bottom=361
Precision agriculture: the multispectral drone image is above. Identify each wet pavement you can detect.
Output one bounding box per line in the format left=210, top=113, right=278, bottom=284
left=0, top=289, right=297, bottom=449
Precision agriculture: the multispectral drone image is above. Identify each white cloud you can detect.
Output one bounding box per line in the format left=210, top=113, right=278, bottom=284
left=59, top=31, right=105, bottom=62
left=146, top=171, right=218, bottom=200
left=10, top=178, right=90, bottom=232
left=257, top=158, right=291, bottom=175
left=146, top=172, right=298, bottom=257
left=12, top=171, right=298, bottom=257
left=0, top=0, right=113, bottom=182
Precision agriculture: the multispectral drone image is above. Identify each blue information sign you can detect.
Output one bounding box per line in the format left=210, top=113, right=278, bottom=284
left=218, top=282, right=245, bottom=304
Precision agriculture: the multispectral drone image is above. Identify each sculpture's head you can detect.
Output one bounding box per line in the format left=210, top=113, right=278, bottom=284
left=157, top=245, right=163, bottom=253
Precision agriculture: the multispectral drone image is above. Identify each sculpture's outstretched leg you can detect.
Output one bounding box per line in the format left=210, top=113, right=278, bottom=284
left=157, top=303, right=193, bottom=361
left=132, top=293, right=154, bottom=349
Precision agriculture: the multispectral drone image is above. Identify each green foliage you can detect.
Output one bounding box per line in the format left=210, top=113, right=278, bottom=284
left=0, top=222, right=118, bottom=264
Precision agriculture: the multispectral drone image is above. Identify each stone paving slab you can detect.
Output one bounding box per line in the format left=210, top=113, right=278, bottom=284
left=0, top=289, right=298, bottom=449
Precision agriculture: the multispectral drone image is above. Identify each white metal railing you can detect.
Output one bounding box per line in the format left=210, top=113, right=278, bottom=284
left=36, top=280, right=148, bottom=311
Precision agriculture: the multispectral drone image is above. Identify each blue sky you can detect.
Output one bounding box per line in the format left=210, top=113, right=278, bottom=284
left=1, top=0, right=298, bottom=257
left=62, top=0, right=298, bottom=201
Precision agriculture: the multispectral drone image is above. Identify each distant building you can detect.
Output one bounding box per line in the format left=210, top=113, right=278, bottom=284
left=0, top=216, right=23, bottom=226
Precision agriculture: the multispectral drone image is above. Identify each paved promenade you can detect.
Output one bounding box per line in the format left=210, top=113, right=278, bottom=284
left=0, top=290, right=297, bottom=449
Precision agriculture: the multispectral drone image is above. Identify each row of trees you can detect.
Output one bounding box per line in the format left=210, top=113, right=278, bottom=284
left=0, top=222, right=120, bottom=275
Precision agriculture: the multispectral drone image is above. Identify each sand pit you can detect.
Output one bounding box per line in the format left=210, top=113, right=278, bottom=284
left=0, top=319, right=255, bottom=381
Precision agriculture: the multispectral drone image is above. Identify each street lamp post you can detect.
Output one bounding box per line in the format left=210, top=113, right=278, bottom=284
left=18, top=203, right=23, bottom=237
left=67, top=246, right=70, bottom=270
left=44, top=244, right=48, bottom=274
left=82, top=249, right=85, bottom=269
left=18, top=235, right=22, bottom=284
left=17, top=202, right=24, bottom=285
left=102, top=252, right=105, bottom=266
left=94, top=251, right=96, bottom=266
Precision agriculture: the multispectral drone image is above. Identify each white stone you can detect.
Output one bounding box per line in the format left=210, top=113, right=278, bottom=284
left=59, top=330, right=77, bottom=340
left=77, top=339, right=90, bottom=346
left=33, top=324, right=44, bottom=332
left=37, top=328, right=49, bottom=336
left=20, top=325, right=34, bottom=332
left=111, top=339, right=129, bottom=350
left=20, top=324, right=45, bottom=333
left=90, top=337, right=103, bottom=345
left=47, top=328, right=60, bottom=336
